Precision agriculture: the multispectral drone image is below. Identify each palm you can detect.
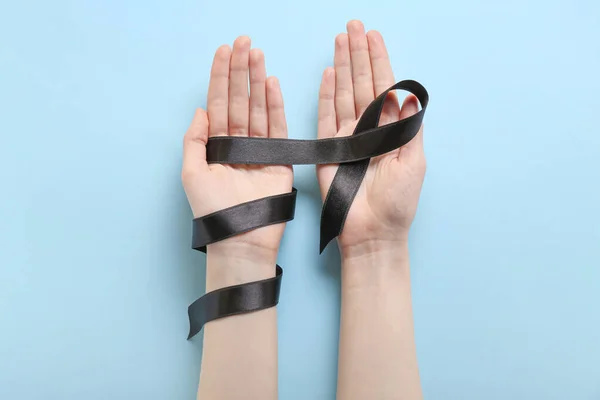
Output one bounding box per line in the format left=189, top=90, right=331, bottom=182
left=182, top=37, right=293, bottom=253
left=198, top=164, right=292, bottom=215
left=316, top=22, right=426, bottom=252
left=199, top=165, right=292, bottom=248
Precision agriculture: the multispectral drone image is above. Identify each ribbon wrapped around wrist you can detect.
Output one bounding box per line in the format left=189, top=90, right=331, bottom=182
left=187, top=80, right=429, bottom=339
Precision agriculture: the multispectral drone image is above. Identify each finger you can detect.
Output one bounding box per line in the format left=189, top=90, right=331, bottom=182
left=399, top=95, right=420, bottom=125
left=318, top=67, right=336, bottom=139
left=367, top=30, right=400, bottom=124
left=207, top=45, right=231, bottom=137
left=334, top=33, right=356, bottom=129
left=266, top=77, right=287, bottom=139
left=379, top=92, right=401, bottom=126
left=397, top=95, right=423, bottom=157
left=347, top=20, right=374, bottom=116
left=249, top=48, right=268, bottom=137
left=228, top=36, right=251, bottom=136
left=182, top=108, right=209, bottom=179
left=366, top=30, right=395, bottom=96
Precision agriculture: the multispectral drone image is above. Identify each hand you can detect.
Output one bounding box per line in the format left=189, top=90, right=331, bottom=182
left=317, top=21, right=426, bottom=259
left=182, top=37, right=293, bottom=258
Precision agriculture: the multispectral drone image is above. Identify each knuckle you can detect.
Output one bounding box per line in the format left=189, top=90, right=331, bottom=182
left=268, top=101, right=284, bottom=111
left=318, top=110, right=333, bottom=121
left=182, top=134, right=191, bottom=147
left=319, top=90, right=335, bottom=101
left=228, top=126, right=247, bottom=136
left=335, top=88, right=353, bottom=100
left=354, top=69, right=372, bottom=82
left=350, top=42, right=369, bottom=52
left=249, top=71, right=266, bottom=84
left=229, top=95, right=248, bottom=106
left=183, top=132, right=200, bottom=147
left=250, top=101, right=267, bottom=113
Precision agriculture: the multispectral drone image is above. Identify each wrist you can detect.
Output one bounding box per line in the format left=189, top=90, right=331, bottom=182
left=207, top=239, right=278, bottom=263
left=340, top=237, right=409, bottom=263
left=206, top=241, right=278, bottom=291
left=340, top=240, right=411, bottom=290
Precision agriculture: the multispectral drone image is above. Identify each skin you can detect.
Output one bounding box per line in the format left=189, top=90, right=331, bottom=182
left=182, top=36, right=291, bottom=400
left=182, top=19, right=425, bottom=400
left=317, top=21, right=425, bottom=400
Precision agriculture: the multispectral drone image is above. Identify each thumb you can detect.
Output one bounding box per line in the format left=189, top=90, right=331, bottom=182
left=182, top=108, right=209, bottom=179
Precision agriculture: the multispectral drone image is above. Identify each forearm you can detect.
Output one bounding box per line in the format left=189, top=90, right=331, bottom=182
left=337, top=242, right=422, bottom=400
left=197, top=242, right=278, bottom=400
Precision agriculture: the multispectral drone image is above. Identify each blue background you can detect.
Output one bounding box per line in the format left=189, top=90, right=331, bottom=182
left=1, top=0, right=599, bottom=399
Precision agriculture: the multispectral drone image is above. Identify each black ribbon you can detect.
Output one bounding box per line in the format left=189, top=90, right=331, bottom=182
left=187, top=80, right=429, bottom=339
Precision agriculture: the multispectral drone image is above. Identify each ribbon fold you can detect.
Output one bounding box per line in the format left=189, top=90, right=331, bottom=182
left=187, top=80, right=429, bottom=339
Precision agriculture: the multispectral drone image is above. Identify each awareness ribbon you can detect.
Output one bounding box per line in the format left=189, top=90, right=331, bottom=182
left=187, top=80, right=429, bottom=339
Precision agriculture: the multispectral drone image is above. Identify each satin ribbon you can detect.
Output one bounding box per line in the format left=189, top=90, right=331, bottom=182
left=188, top=80, right=429, bottom=339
